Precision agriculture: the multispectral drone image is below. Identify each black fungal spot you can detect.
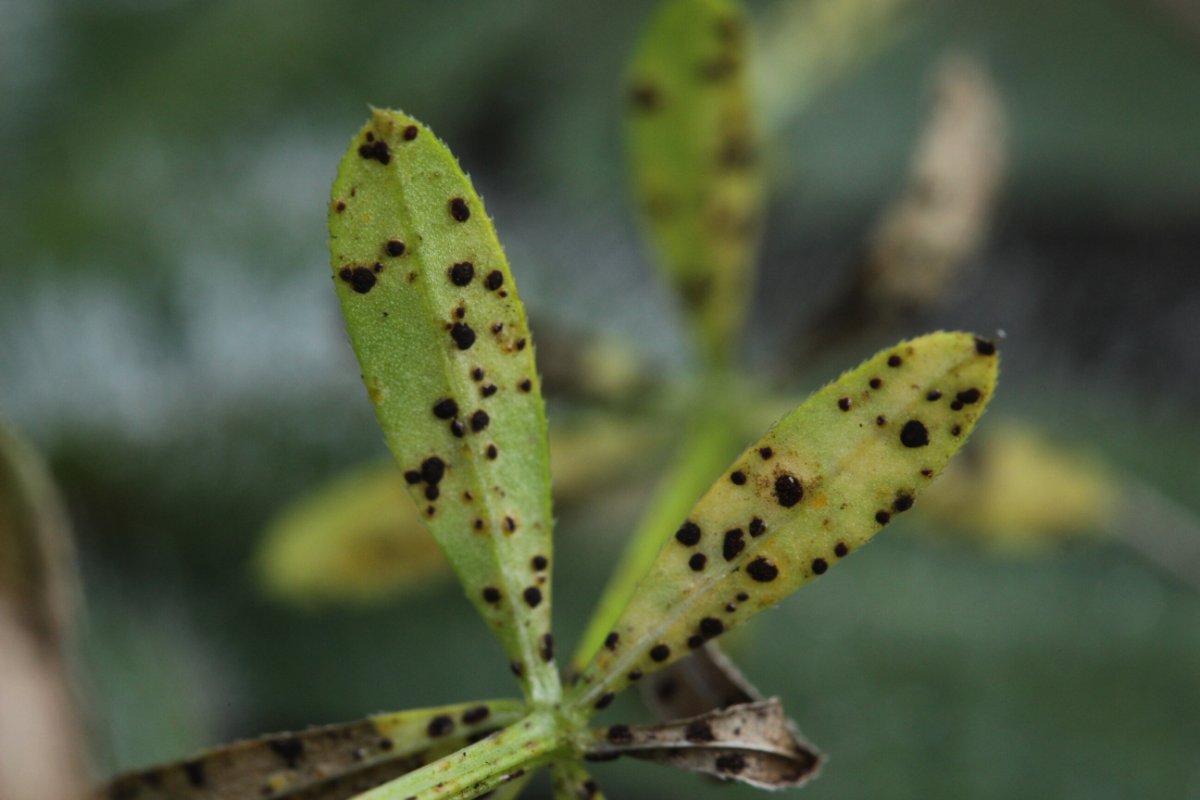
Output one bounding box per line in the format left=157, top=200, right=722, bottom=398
left=650, top=644, right=671, bottom=662
left=747, top=557, right=778, bottom=582
left=627, top=669, right=643, bottom=681
left=485, top=444, right=498, bottom=460
left=183, top=761, right=206, bottom=788
left=335, top=201, right=346, bottom=212
left=811, top=558, right=828, bottom=575
left=715, top=753, right=747, bottom=775
left=504, top=516, right=517, bottom=532
left=462, top=705, right=490, bottom=725
left=604, top=632, right=620, bottom=651
left=532, top=555, right=548, bottom=571
left=426, top=715, right=455, bottom=738
left=951, top=424, right=962, bottom=436
left=358, top=139, right=391, bottom=164
left=835, top=542, right=849, bottom=557
left=339, top=266, right=377, bottom=294
left=432, top=398, right=458, bottom=419
left=449, top=197, right=470, bottom=222
left=450, top=419, right=466, bottom=437
left=518, top=378, right=532, bottom=392
left=426, top=504, right=436, bottom=516
left=956, top=388, right=982, bottom=405
left=420, top=456, right=445, bottom=484
left=876, top=415, right=887, bottom=426
left=723, top=528, right=745, bottom=561
left=700, top=617, right=724, bottom=637
left=454, top=306, right=466, bottom=320
left=893, top=493, right=914, bottom=512
left=689, top=553, right=708, bottom=571
left=594, top=693, right=615, bottom=711
left=900, top=420, right=930, bottom=448
left=869, top=377, right=883, bottom=389
left=473, top=518, right=485, bottom=530
left=472, top=367, right=485, bottom=381
left=736, top=592, right=749, bottom=601
left=523, top=587, right=542, bottom=608
left=404, top=470, right=421, bottom=484
left=875, top=510, right=891, bottom=525
left=759, top=446, right=773, bottom=460
left=675, top=521, right=702, bottom=546
left=688, top=635, right=705, bottom=649
left=482, top=587, right=501, bottom=604
left=385, top=240, right=406, bottom=257
left=686, top=721, right=716, bottom=743
left=449, top=261, right=475, bottom=286
left=888, top=354, right=903, bottom=367
left=470, top=410, right=490, bottom=432
left=484, top=270, right=504, bottom=290
left=975, top=337, right=996, bottom=356
left=515, top=338, right=527, bottom=351
left=450, top=322, right=476, bottom=350
left=482, top=384, right=498, bottom=397
left=510, top=661, right=524, bottom=677
left=372, top=262, right=384, bottom=274
left=403, top=125, right=419, bottom=141
left=491, top=322, right=504, bottom=334
left=927, top=390, right=943, bottom=401
left=269, top=737, right=304, bottom=768
left=921, top=468, right=933, bottom=477
left=774, top=474, right=804, bottom=507
left=951, top=400, right=964, bottom=411
left=629, top=82, right=662, bottom=111
left=748, top=516, right=765, bottom=537
left=424, top=484, right=439, bottom=501
left=730, top=470, right=747, bottom=485
left=540, top=633, right=555, bottom=663
left=838, top=397, right=852, bottom=411
left=607, top=725, right=633, bottom=745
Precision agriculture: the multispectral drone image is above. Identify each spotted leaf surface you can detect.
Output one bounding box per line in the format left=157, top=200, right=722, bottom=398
left=329, top=110, right=557, bottom=703
left=97, top=700, right=525, bottom=800
left=587, top=699, right=820, bottom=790
left=567, top=332, right=998, bottom=709
left=627, top=0, right=764, bottom=365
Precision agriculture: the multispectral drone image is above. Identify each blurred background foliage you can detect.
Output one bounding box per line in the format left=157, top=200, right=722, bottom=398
left=2, top=0, right=1200, bottom=798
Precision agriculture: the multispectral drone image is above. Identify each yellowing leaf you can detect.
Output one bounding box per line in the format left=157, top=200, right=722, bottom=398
left=567, top=332, right=998, bottom=711
left=329, top=110, right=557, bottom=703
left=257, top=463, right=446, bottom=605
left=627, top=0, right=764, bottom=365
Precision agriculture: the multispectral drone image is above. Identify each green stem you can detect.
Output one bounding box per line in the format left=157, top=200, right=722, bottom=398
left=354, top=710, right=565, bottom=800
left=570, top=366, right=744, bottom=673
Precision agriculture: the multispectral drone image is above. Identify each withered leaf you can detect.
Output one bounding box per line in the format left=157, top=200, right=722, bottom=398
left=586, top=699, right=821, bottom=790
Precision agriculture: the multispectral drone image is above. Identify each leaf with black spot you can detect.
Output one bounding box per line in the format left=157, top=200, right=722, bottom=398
left=566, top=332, right=997, bottom=710
left=329, top=110, right=557, bottom=703
left=584, top=699, right=821, bottom=790
left=96, top=700, right=526, bottom=800
left=626, top=0, right=764, bottom=365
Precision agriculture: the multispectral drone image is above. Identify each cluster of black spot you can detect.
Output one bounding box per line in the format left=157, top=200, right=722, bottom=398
left=675, top=520, right=702, bottom=546
left=385, top=240, right=406, bottom=257
left=689, top=553, right=708, bottom=572
left=837, top=397, right=852, bottom=411
left=540, top=633, right=555, bottom=663
left=746, top=557, right=778, bottom=582
left=926, top=389, right=943, bottom=401
left=951, top=388, right=982, bottom=411
left=748, top=516, right=765, bottom=536
left=811, top=558, right=828, bottom=575
left=607, top=724, right=634, bottom=745
left=715, top=753, right=747, bottom=775
left=484, top=270, right=504, bottom=291
left=471, top=410, right=490, bottom=432
left=450, top=322, right=476, bottom=350
left=685, top=720, right=716, bottom=743
left=518, top=378, right=533, bottom=392
left=404, top=456, right=446, bottom=502
left=876, top=415, right=887, bottom=427
left=432, top=398, right=458, bottom=419
left=604, top=632, right=620, bottom=651
left=402, top=125, right=419, bottom=141
left=449, top=197, right=471, bottom=222
left=834, top=542, right=850, bottom=558
left=523, top=586, right=543, bottom=608
left=774, top=474, right=803, bottom=508
left=504, top=516, right=517, bottom=532
left=482, top=587, right=501, bottom=604
left=650, top=644, right=671, bottom=662
left=471, top=367, right=485, bottom=381
left=485, top=444, right=498, bottom=460
left=481, top=384, right=498, bottom=397
left=900, top=420, right=929, bottom=448
left=358, top=136, right=390, bottom=165
left=893, top=492, right=914, bottom=513
left=759, top=446, right=773, bottom=460
left=723, top=528, right=745, bottom=561
left=951, top=424, right=962, bottom=436
left=462, top=705, right=490, bottom=725
left=975, top=337, right=997, bottom=356
left=875, top=510, right=891, bottom=525
left=531, top=555, right=548, bottom=571
left=426, top=715, right=455, bottom=738
left=869, top=377, right=883, bottom=389
left=627, top=669, right=643, bottom=682
left=449, top=261, right=475, bottom=286
left=887, top=354, right=904, bottom=367
left=594, top=692, right=615, bottom=710
left=338, top=266, right=377, bottom=294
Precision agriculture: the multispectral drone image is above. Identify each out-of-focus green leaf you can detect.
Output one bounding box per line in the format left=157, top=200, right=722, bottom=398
left=98, top=700, right=526, bottom=800
left=328, top=110, right=557, bottom=704
left=626, top=0, right=764, bottom=366
left=551, top=759, right=606, bottom=800
left=257, top=462, right=446, bottom=605
left=567, top=332, right=999, bottom=711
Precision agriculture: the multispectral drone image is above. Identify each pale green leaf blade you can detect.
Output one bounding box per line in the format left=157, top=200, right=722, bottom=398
left=627, top=0, right=764, bottom=365
left=567, top=332, right=999, bottom=710
left=97, top=700, right=525, bottom=800
left=328, top=110, right=557, bottom=702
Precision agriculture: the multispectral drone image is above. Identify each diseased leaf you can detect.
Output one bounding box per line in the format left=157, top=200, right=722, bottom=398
left=550, top=760, right=606, bottom=800
left=567, top=332, right=998, bottom=710
left=329, top=110, right=558, bottom=703
left=97, top=700, right=525, bottom=800
left=256, top=462, right=446, bottom=605
left=627, top=0, right=764, bottom=365
left=638, top=641, right=758, bottom=720
left=587, top=699, right=820, bottom=790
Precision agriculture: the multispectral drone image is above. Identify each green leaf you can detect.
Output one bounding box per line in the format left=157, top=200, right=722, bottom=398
left=99, top=700, right=526, bottom=800
left=256, top=462, right=448, bottom=605
left=550, top=759, right=606, bottom=800
left=328, top=110, right=557, bottom=703
left=566, top=332, right=999, bottom=711
left=627, top=0, right=764, bottom=366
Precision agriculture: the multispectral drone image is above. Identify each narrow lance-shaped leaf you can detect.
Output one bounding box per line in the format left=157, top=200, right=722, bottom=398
left=567, top=332, right=998, bottom=710
left=627, top=0, right=764, bottom=366
left=588, top=699, right=820, bottom=790
left=329, top=110, right=558, bottom=703
left=97, top=700, right=525, bottom=800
